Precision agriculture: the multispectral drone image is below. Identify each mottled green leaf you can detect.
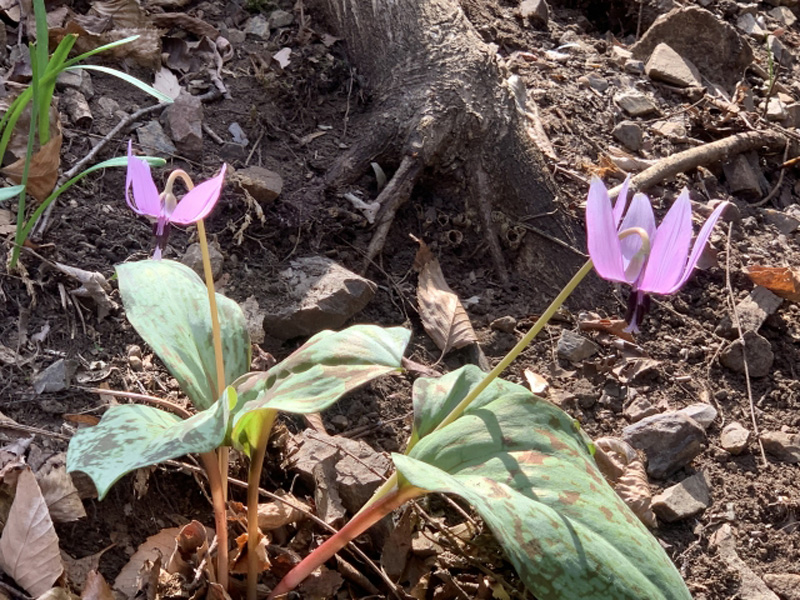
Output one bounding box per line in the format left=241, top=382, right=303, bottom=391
left=117, top=259, right=250, bottom=410
left=231, top=325, right=409, bottom=455
left=395, top=365, right=690, bottom=600
left=66, top=389, right=233, bottom=499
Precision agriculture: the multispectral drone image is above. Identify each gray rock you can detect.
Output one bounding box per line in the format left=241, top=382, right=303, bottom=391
left=136, top=120, right=177, bottom=157
left=631, top=7, right=753, bottom=92
left=764, top=205, right=800, bottom=234
left=578, top=73, right=609, bottom=92
left=645, top=43, right=703, bottom=87
left=610, top=46, right=632, bottom=66
left=761, top=431, right=800, bottom=463
left=711, top=524, right=781, bottom=600
left=234, top=166, right=283, bottom=204
left=263, top=257, right=377, bottom=339
left=716, top=286, right=783, bottom=337
left=764, top=574, right=800, bottom=600
left=678, top=403, right=718, bottom=429
left=624, top=396, right=660, bottom=423
left=736, top=12, right=767, bottom=41
left=489, top=315, right=517, bottom=333
left=651, top=119, right=686, bottom=138
left=719, top=330, right=774, bottom=378
left=56, top=69, right=94, bottom=98
left=96, top=96, right=120, bottom=118
left=769, top=6, right=797, bottom=27
left=228, top=122, right=249, bottom=146
left=240, top=296, right=266, bottom=345
left=723, top=153, right=764, bottom=198
left=652, top=471, right=711, bottom=522
left=721, top=422, right=751, bottom=455
left=162, top=92, right=203, bottom=159
left=766, top=97, right=788, bottom=121
left=624, top=59, right=645, bottom=75
left=557, top=329, right=599, bottom=362
left=612, top=120, right=644, bottom=152
left=768, top=35, right=794, bottom=69
left=33, top=359, right=78, bottom=394
left=244, top=15, right=270, bottom=39
left=783, top=103, right=800, bottom=128
left=623, top=412, right=706, bottom=478
left=614, top=90, right=659, bottom=117
left=268, top=9, right=295, bottom=29
left=515, top=0, right=549, bottom=27
left=181, top=242, right=224, bottom=280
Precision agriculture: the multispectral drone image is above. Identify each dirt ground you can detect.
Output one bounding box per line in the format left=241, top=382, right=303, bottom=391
left=1, top=0, right=800, bottom=598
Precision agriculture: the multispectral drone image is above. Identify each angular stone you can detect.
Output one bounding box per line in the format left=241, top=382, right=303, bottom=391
left=556, top=329, right=599, bottom=362
left=652, top=471, right=711, bottom=522
left=631, top=7, right=753, bottom=92
left=244, top=15, right=270, bottom=39
left=764, top=205, right=800, bottom=234
left=623, top=412, right=706, bottom=478
left=624, top=396, right=659, bottom=423
left=719, top=330, right=774, bottom=378
left=234, top=166, right=283, bottom=204
left=736, top=12, right=767, bottom=41
left=720, top=422, right=751, bottom=455
left=263, top=257, right=377, bottom=339
left=614, top=90, right=659, bottom=117
left=181, top=242, right=224, bottom=280
left=33, top=359, right=78, bottom=394
left=489, top=315, right=516, bottom=333
left=240, top=296, right=266, bottom=345
left=610, top=46, right=632, bottom=66
left=645, top=43, right=703, bottom=87
left=136, top=120, right=177, bottom=157
left=624, top=59, right=645, bottom=75
left=578, top=73, right=609, bottom=92
left=711, top=524, right=781, bottom=600
left=769, top=6, right=797, bottom=27
left=761, top=431, right=800, bottom=463
left=723, top=153, right=763, bottom=198
left=764, top=574, right=800, bottom=600
left=651, top=119, right=686, bottom=138
left=768, top=34, right=794, bottom=69
left=716, top=286, right=783, bottom=337
left=162, top=92, right=203, bottom=159
left=678, top=403, right=717, bottom=430
left=268, top=9, right=295, bottom=29
left=767, top=97, right=788, bottom=121
left=56, top=69, right=94, bottom=99
left=612, top=120, right=643, bottom=152
left=515, top=0, right=549, bottom=28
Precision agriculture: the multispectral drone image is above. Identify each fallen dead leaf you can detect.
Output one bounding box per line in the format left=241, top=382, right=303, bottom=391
left=0, top=468, right=64, bottom=597
left=37, top=466, right=87, bottom=523
left=595, top=437, right=656, bottom=528
left=273, top=47, right=292, bottom=69
left=62, top=546, right=113, bottom=589
left=153, top=67, right=182, bottom=100
left=257, top=493, right=310, bottom=531
left=523, top=368, right=549, bottom=395
left=53, top=262, right=118, bottom=320
left=0, top=209, right=16, bottom=235
left=36, top=588, right=77, bottom=600
left=412, top=235, right=478, bottom=355
left=297, top=566, right=344, bottom=600
left=745, top=265, right=800, bottom=302
left=229, top=531, right=269, bottom=575
left=150, top=12, right=220, bottom=39
left=50, top=20, right=161, bottom=70
left=578, top=317, right=635, bottom=343
left=114, top=528, right=179, bottom=597
left=166, top=520, right=209, bottom=578
left=89, top=0, right=147, bottom=29
left=80, top=571, right=113, bottom=600
left=1, top=133, right=62, bottom=203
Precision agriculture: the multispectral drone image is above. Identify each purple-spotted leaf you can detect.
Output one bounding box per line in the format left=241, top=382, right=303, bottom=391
left=117, top=259, right=250, bottom=410
left=66, top=389, right=233, bottom=499
left=394, top=365, right=691, bottom=600
left=231, top=325, right=409, bottom=456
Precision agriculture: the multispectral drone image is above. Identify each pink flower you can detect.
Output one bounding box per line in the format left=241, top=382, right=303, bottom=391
left=125, top=141, right=227, bottom=259
left=586, top=177, right=728, bottom=331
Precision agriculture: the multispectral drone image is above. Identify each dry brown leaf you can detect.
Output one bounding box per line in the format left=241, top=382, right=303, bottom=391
left=37, top=466, right=86, bottom=523
left=166, top=520, right=209, bottom=578
left=50, top=22, right=161, bottom=70
left=413, top=235, right=478, bottom=355
left=150, top=12, right=220, bottom=39
left=36, top=588, right=77, bottom=600
left=62, top=546, right=113, bottom=589
left=113, top=528, right=178, bottom=597
left=53, top=262, right=118, bottom=321
left=745, top=265, right=800, bottom=302
left=595, top=437, right=656, bottom=528
left=578, top=318, right=635, bottom=342
left=229, top=532, right=269, bottom=575
left=1, top=134, right=62, bottom=203
left=0, top=468, right=64, bottom=597
left=297, top=566, right=344, bottom=600
left=523, top=369, right=549, bottom=395
left=89, top=0, right=147, bottom=29
left=257, top=493, right=310, bottom=531
left=80, top=571, right=113, bottom=600
left=0, top=209, right=16, bottom=235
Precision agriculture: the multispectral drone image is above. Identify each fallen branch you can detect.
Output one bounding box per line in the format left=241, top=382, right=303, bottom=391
left=608, top=130, right=787, bottom=198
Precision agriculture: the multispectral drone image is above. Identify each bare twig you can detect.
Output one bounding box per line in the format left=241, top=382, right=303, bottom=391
left=724, top=223, right=767, bottom=466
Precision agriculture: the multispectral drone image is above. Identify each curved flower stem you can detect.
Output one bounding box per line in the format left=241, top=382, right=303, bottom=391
left=200, top=451, right=229, bottom=590
left=247, top=412, right=276, bottom=600
left=168, top=169, right=230, bottom=582
left=362, top=258, right=596, bottom=512
left=268, top=485, right=425, bottom=599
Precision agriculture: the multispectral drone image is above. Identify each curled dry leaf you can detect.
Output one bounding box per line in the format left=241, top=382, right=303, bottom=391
left=53, top=262, right=118, bottom=321
left=80, top=571, right=113, bottom=600
left=37, top=466, right=87, bottom=523
left=257, top=493, right=311, bottom=531
left=89, top=0, right=147, bottom=29
left=595, top=437, right=656, bottom=528
left=523, top=368, right=549, bottom=395
left=229, top=532, right=270, bottom=575
left=412, top=235, right=478, bottom=355
left=50, top=21, right=161, bottom=70
left=0, top=468, right=64, bottom=597
left=745, top=265, right=800, bottom=302
left=0, top=209, right=16, bottom=236
left=113, top=528, right=179, bottom=597
left=166, top=520, right=209, bottom=578
left=578, top=317, right=635, bottom=343
left=62, top=546, right=113, bottom=590
left=1, top=133, right=62, bottom=203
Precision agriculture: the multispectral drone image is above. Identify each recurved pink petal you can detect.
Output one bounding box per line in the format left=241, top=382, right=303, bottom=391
left=125, top=141, right=161, bottom=217
left=665, top=201, right=729, bottom=294
left=637, top=188, right=693, bottom=293
left=586, top=177, right=627, bottom=282
left=619, top=192, right=656, bottom=280
left=169, top=164, right=227, bottom=225
left=612, top=175, right=632, bottom=227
